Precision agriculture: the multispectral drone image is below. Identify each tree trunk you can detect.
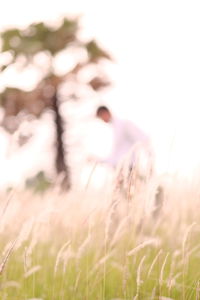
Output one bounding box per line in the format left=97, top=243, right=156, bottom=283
left=52, top=92, right=71, bottom=190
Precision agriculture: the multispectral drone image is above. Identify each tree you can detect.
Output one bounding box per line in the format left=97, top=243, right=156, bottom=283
left=0, top=18, right=111, bottom=189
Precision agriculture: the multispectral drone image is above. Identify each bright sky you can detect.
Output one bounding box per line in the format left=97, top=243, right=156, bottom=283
left=0, top=0, right=200, bottom=186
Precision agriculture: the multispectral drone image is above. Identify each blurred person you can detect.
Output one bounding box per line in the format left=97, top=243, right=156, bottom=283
left=95, top=106, right=164, bottom=223
left=96, top=106, right=164, bottom=218
left=95, top=106, right=151, bottom=171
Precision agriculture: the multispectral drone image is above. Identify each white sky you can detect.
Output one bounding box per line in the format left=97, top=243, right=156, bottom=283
left=0, top=0, right=200, bottom=186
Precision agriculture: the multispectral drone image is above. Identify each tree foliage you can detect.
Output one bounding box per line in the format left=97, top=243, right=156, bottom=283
left=0, top=18, right=111, bottom=125
left=0, top=17, right=111, bottom=188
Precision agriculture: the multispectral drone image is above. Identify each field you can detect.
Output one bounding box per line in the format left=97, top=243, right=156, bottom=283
left=0, top=172, right=200, bottom=300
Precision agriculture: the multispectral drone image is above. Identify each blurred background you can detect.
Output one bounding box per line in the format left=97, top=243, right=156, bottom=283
left=0, top=0, right=200, bottom=190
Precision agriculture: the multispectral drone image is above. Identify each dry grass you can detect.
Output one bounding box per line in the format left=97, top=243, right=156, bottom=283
left=0, top=171, right=199, bottom=299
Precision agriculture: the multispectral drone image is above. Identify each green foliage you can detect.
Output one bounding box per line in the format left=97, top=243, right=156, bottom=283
left=1, top=18, right=79, bottom=62
left=25, top=171, right=52, bottom=193
left=86, top=40, right=111, bottom=62
left=0, top=18, right=111, bottom=71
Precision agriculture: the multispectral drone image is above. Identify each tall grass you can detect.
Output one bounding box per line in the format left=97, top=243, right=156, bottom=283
left=0, top=172, right=200, bottom=299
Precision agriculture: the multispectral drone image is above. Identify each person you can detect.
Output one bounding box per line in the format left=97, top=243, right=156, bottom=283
left=95, top=106, right=164, bottom=225
left=95, top=106, right=151, bottom=171
left=96, top=106, right=164, bottom=220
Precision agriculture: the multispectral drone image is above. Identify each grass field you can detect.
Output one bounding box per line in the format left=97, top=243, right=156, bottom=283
left=0, top=173, right=200, bottom=300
